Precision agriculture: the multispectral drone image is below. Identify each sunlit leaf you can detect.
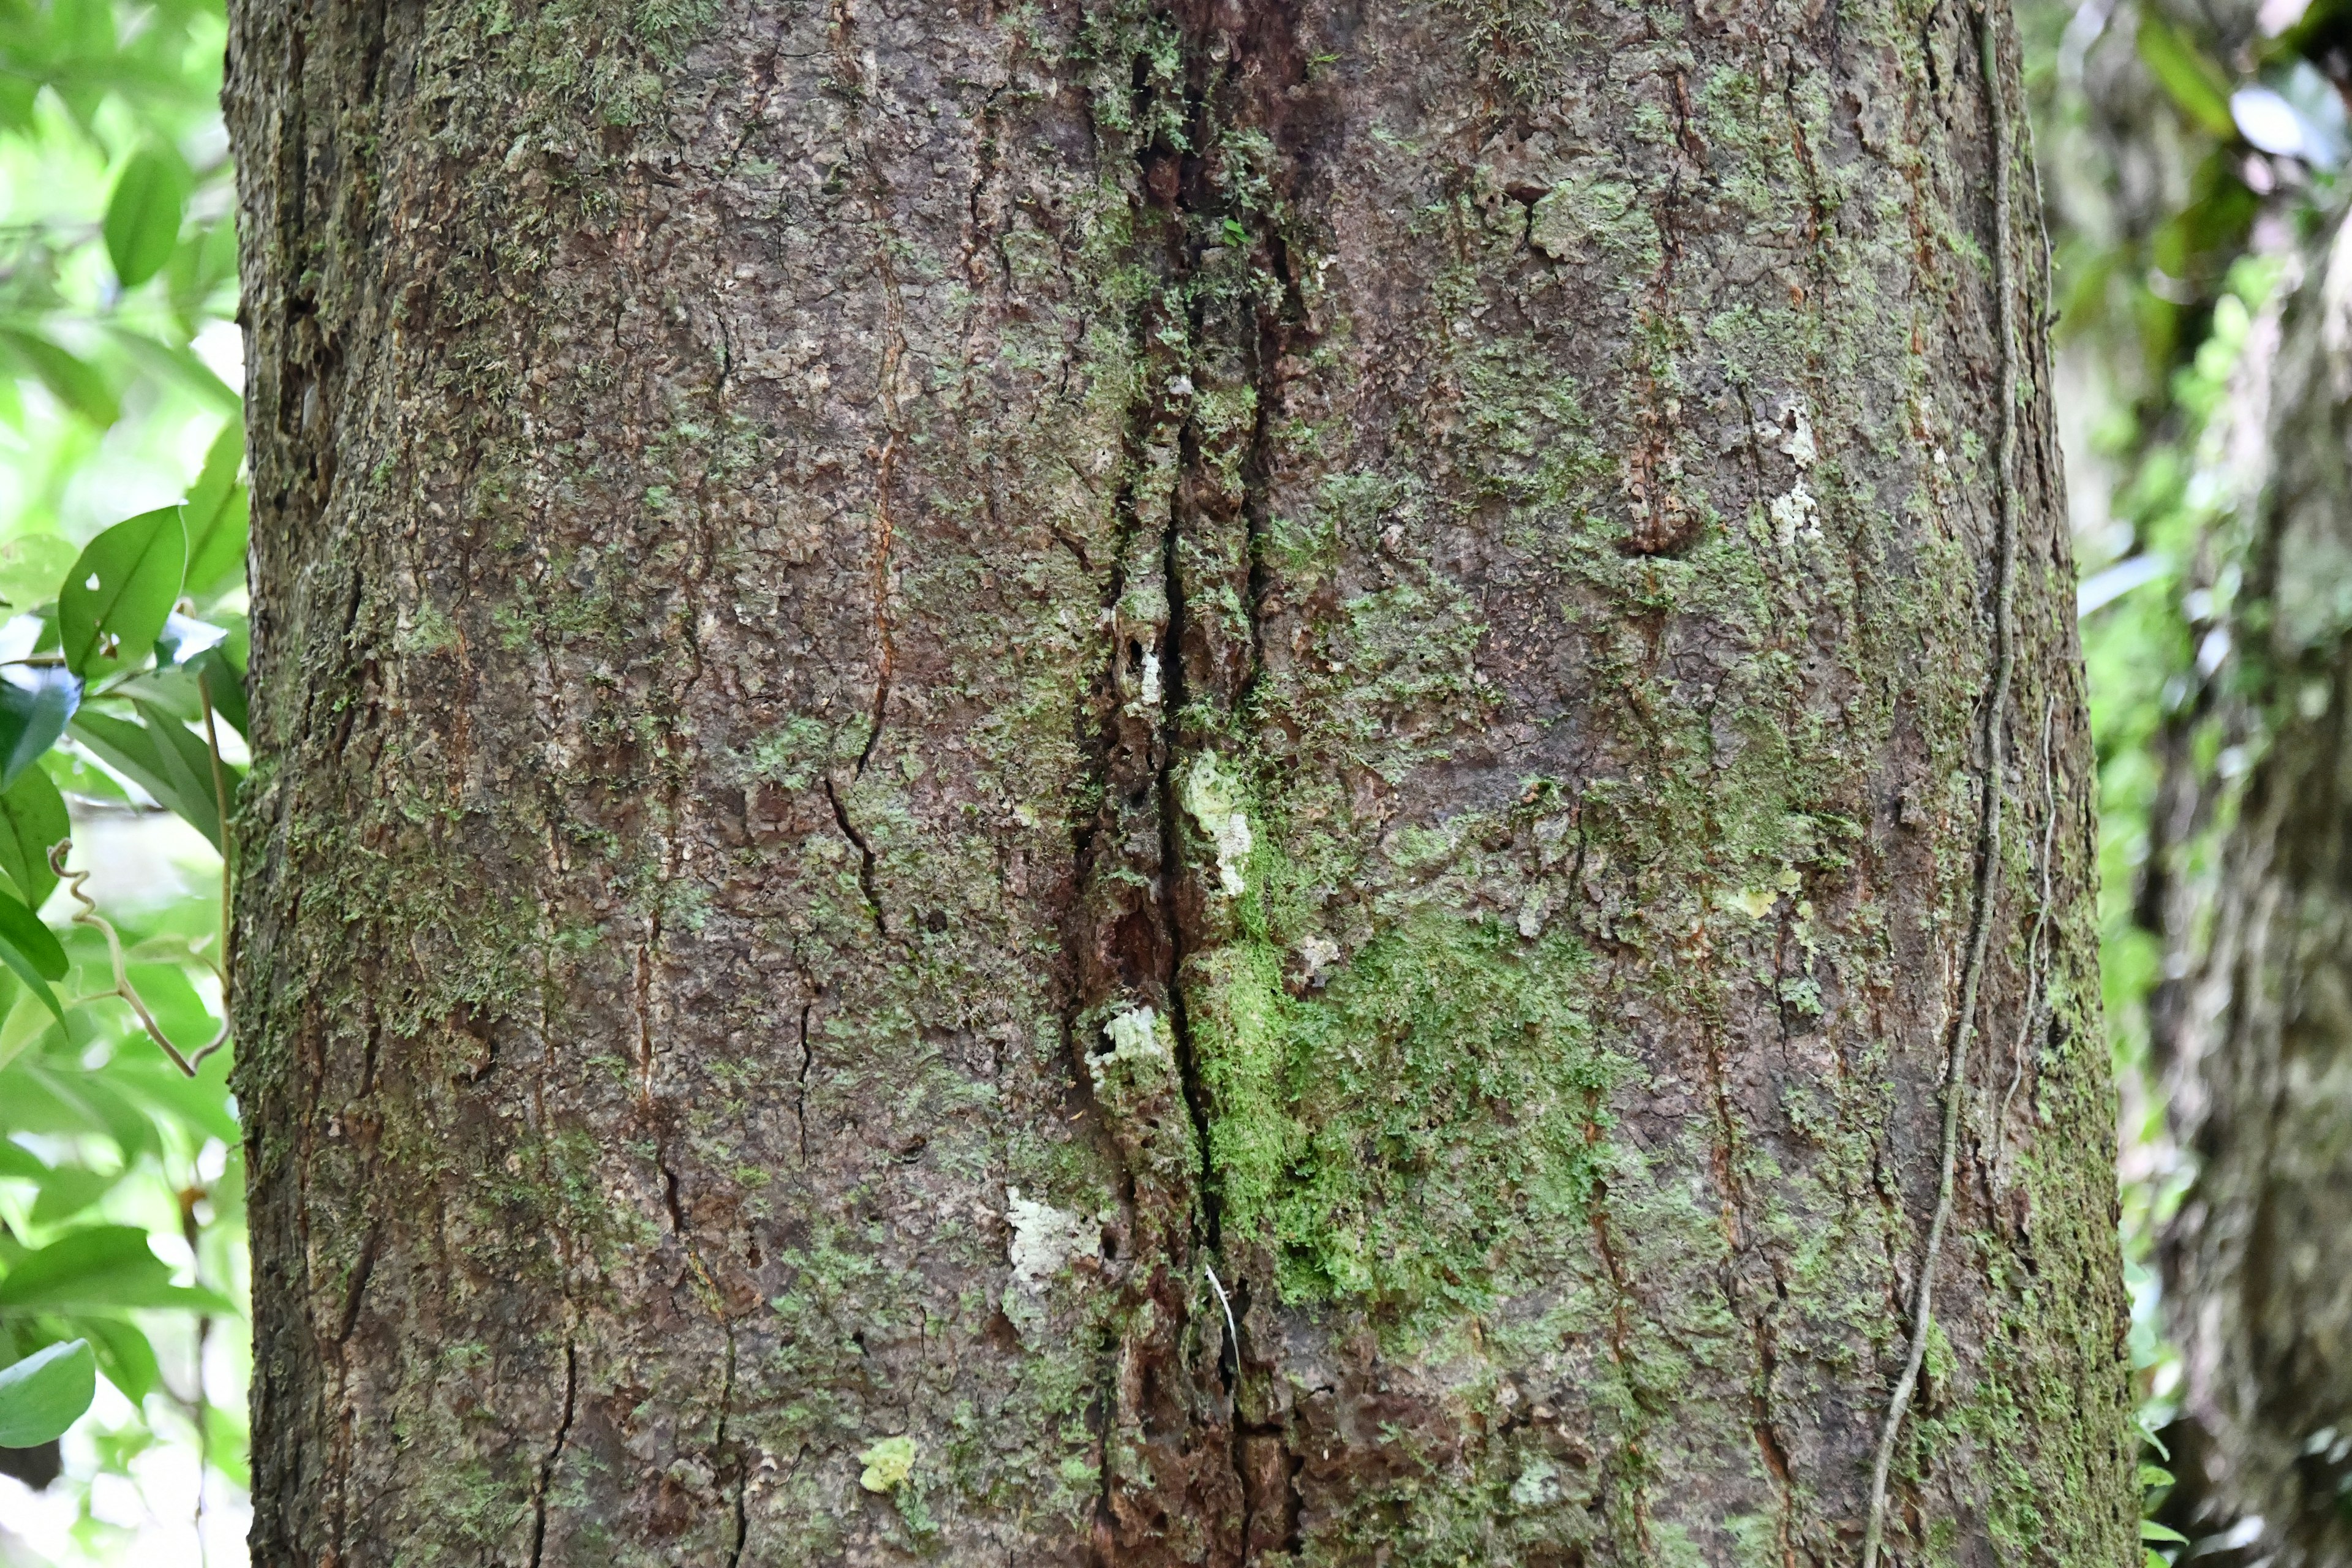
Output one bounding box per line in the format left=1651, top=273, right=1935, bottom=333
left=77, top=1317, right=157, bottom=1403
left=0, top=667, right=82, bottom=791
left=59, top=507, right=186, bottom=680
left=0, top=989, right=53, bottom=1077
left=0, top=536, right=77, bottom=612
left=181, top=419, right=246, bottom=603
left=0, top=1339, right=94, bottom=1447
left=0, top=888, right=64, bottom=1023
left=0, top=1137, right=43, bottom=1180
left=104, top=146, right=192, bottom=289
left=2138, top=16, right=2239, bottom=137
left=0, top=761, right=68, bottom=911
left=0, top=330, right=118, bottom=429
left=29, top=1165, right=116, bottom=1224
left=0, top=1227, right=228, bottom=1313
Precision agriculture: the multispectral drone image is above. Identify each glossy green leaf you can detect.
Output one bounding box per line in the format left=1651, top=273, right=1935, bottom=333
left=0, top=668, right=82, bottom=791
left=0, top=759, right=67, bottom=911
left=59, top=508, right=186, bottom=680
left=0, top=889, right=64, bottom=1023
left=181, top=418, right=247, bottom=601
left=0, top=1340, right=94, bottom=1447
left=0, top=330, right=118, bottom=428
left=103, top=146, right=192, bottom=288
left=69, top=710, right=183, bottom=816
left=78, top=1317, right=157, bottom=1403
left=2141, top=1520, right=2192, bottom=1545
left=72, top=703, right=236, bottom=850
left=0, top=1227, right=228, bottom=1314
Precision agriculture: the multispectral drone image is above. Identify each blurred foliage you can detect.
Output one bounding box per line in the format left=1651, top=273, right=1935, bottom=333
left=2024, top=0, right=2351, bottom=1544
left=0, top=0, right=251, bottom=1559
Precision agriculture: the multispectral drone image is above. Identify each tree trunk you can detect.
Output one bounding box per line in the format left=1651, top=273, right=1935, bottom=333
left=2158, top=207, right=2352, bottom=1568
left=224, top=1, right=2135, bottom=1563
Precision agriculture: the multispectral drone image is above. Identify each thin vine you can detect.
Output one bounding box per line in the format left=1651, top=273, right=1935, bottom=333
left=1861, top=3, right=2024, bottom=1561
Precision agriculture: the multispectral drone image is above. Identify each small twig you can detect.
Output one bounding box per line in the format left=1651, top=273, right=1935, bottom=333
left=49, top=842, right=226, bottom=1077
left=1861, top=6, right=2023, bottom=1564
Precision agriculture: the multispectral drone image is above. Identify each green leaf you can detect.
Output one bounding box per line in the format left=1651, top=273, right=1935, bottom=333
left=0, top=1339, right=93, bottom=1447
left=0, top=759, right=68, bottom=910
left=77, top=1317, right=156, bottom=1403
left=0, top=330, right=118, bottom=428
left=29, top=1165, right=116, bottom=1224
left=2138, top=16, right=2238, bottom=137
left=0, top=1138, right=43, bottom=1179
left=0, top=1227, right=228, bottom=1314
left=2139, top=1463, right=2176, bottom=1491
left=0, top=989, right=53, bottom=1076
left=2141, top=1520, right=2192, bottom=1545
left=0, top=535, right=77, bottom=612
left=189, top=647, right=247, bottom=739
left=132, top=700, right=235, bottom=850
left=58, top=508, right=186, bottom=680
left=0, top=889, right=65, bottom=1023
left=0, top=668, right=83, bottom=791
left=180, top=418, right=246, bottom=602
left=69, top=710, right=183, bottom=816
left=102, top=146, right=192, bottom=289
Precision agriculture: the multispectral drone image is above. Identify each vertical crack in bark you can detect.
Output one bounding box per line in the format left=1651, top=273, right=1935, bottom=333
left=823, top=774, right=889, bottom=938
left=830, top=0, right=900, bottom=788
left=526, top=1335, right=578, bottom=1568
left=1863, top=7, right=2024, bottom=1561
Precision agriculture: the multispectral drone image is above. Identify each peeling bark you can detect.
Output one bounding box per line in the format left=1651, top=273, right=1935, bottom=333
left=226, top=0, right=2134, bottom=1562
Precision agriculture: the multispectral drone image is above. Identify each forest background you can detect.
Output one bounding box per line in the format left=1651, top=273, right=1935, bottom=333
left=0, top=0, right=2305, bottom=1558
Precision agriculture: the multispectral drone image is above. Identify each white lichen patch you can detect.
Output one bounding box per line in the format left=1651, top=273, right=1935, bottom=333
left=1180, top=753, right=1254, bottom=895
left=1102, top=1004, right=1169, bottom=1063
left=1004, top=1187, right=1095, bottom=1288
left=1770, top=480, right=1820, bottom=548
left=1774, top=400, right=1817, bottom=468
left=1297, top=933, right=1341, bottom=986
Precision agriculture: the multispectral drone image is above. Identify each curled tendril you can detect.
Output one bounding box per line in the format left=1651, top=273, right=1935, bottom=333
left=48, top=840, right=226, bottom=1079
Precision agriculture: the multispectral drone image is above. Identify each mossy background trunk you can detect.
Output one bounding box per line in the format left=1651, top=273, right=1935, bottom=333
left=224, top=0, right=2135, bottom=1563
left=2158, top=207, right=2352, bottom=1568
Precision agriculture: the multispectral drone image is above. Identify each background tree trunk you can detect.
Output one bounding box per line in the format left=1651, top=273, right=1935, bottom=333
left=2158, top=206, right=2352, bottom=1568
left=225, top=0, right=2135, bottom=1562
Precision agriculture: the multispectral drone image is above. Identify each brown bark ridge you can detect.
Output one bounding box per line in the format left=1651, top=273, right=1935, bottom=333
left=224, top=0, right=2134, bottom=1562
left=2158, top=206, right=2352, bottom=1568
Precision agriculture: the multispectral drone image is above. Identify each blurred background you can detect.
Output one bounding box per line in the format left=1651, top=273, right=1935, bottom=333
left=0, top=0, right=2339, bottom=1559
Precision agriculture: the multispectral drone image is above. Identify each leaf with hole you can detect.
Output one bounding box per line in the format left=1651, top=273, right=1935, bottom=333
left=103, top=146, right=191, bottom=289
left=0, top=667, right=81, bottom=791
left=59, top=508, right=185, bottom=680
left=0, top=1340, right=93, bottom=1447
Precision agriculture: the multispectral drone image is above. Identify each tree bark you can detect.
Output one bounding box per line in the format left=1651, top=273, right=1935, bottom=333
left=224, top=1, right=2135, bottom=1563
left=2158, top=207, right=2352, bottom=1568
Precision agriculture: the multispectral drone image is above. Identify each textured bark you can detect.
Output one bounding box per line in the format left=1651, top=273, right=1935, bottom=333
left=2160, top=208, right=2352, bottom=1568
left=225, top=1, right=2134, bottom=1563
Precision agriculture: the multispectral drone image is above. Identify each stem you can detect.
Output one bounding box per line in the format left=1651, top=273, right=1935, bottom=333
left=1861, top=7, right=2022, bottom=1562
